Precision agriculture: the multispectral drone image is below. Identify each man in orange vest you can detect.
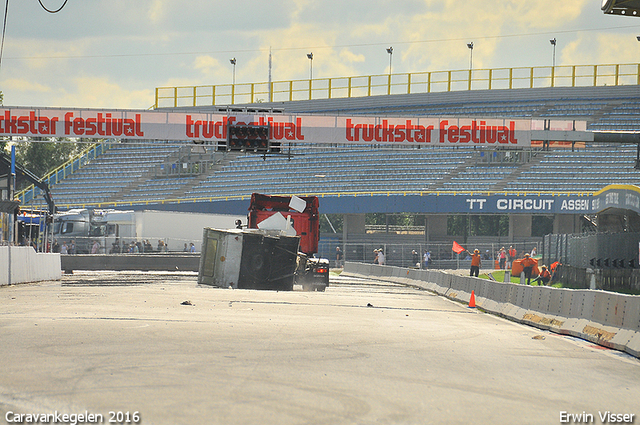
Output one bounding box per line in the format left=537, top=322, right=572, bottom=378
left=532, top=265, right=552, bottom=286
left=508, top=245, right=517, bottom=268
left=549, top=261, right=560, bottom=283
left=468, top=248, right=482, bottom=277
left=521, top=253, right=536, bottom=285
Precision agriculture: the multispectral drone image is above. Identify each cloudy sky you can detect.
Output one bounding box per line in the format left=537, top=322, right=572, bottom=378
left=0, top=0, right=639, bottom=109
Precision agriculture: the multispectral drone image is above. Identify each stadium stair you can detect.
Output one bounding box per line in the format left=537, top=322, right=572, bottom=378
left=167, top=150, right=243, bottom=199
left=492, top=154, right=544, bottom=191
left=429, top=160, right=467, bottom=189
left=95, top=143, right=183, bottom=204
left=113, top=149, right=243, bottom=203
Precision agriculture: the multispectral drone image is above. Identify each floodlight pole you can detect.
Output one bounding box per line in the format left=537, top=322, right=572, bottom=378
left=467, top=42, right=474, bottom=90
left=8, top=145, right=15, bottom=285
left=307, top=52, right=313, bottom=80
left=386, top=47, right=393, bottom=94
left=550, top=38, right=557, bottom=68
left=268, top=47, right=272, bottom=102
left=230, top=58, right=236, bottom=85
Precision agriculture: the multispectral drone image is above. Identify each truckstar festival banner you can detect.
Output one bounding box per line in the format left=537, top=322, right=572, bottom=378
left=0, top=107, right=534, bottom=147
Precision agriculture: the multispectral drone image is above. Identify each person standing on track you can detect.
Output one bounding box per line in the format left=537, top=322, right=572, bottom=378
left=468, top=248, right=482, bottom=277
left=498, top=247, right=507, bottom=269
left=377, top=248, right=385, bottom=266
left=423, top=250, right=431, bottom=269
left=508, top=245, right=517, bottom=269
left=521, top=253, right=536, bottom=285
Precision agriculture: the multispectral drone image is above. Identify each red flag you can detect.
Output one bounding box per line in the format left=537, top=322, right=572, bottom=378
left=452, top=241, right=465, bottom=254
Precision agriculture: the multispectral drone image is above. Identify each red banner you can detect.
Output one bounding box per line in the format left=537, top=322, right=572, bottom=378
left=0, top=106, right=535, bottom=147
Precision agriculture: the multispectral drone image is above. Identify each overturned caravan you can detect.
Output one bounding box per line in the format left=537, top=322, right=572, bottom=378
left=198, top=228, right=300, bottom=291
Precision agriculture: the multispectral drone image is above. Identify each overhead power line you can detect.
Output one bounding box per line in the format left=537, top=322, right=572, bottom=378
left=37, top=0, right=68, bottom=14
left=3, top=24, right=640, bottom=61
left=2, top=0, right=69, bottom=73
left=0, top=0, right=8, bottom=72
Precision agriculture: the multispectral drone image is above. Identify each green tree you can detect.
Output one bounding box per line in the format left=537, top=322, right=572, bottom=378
left=365, top=213, right=424, bottom=227
left=365, top=213, right=387, bottom=226
left=14, top=138, right=82, bottom=179
left=448, top=214, right=510, bottom=242
left=320, top=214, right=343, bottom=233
left=532, top=215, right=554, bottom=237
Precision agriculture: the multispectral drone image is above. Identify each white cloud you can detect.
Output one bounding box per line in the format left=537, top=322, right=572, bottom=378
left=56, top=77, right=154, bottom=109
left=0, top=0, right=635, bottom=109
left=193, top=55, right=224, bottom=78
left=148, top=0, right=166, bottom=23
left=339, top=49, right=366, bottom=64
left=1, top=78, right=52, bottom=95
left=563, top=33, right=640, bottom=66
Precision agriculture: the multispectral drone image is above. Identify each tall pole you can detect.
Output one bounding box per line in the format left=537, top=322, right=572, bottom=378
left=386, top=47, right=393, bottom=95
left=637, top=36, right=640, bottom=73
left=550, top=38, right=557, bottom=68
left=230, top=58, right=236, bottom=85
left=307, top=52, right=313, bottom=80
left=467, top=42, right=474, bottom=90
left=8, top=145, right=15, bottom=286
left=268, top=47, right=272, bottom=102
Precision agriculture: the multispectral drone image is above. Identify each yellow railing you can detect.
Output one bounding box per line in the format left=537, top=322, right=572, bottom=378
left=16, top=140, right=115, bottom=205
left=155, top=63, right=640, bottom=109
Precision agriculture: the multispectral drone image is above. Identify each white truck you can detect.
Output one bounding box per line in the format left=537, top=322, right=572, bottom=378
left=53, top=209, right=243, bottom=254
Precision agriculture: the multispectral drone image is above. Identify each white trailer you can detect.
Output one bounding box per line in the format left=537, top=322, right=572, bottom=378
left=53, top=209, right=243, bottom=254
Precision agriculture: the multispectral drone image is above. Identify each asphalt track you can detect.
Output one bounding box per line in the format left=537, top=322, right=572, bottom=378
left=0, top=271, right=639, bottom=425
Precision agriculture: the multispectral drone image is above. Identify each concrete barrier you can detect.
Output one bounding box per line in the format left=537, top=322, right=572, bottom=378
left=623, top=297, right=640, bottom=331
left=343, top=261, right=640, bottom=358
left=0, top=246, right=61, bottom=285
left=61, top=254, right=201, bottom=272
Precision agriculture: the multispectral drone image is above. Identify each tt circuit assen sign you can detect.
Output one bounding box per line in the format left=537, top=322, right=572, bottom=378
left=463, top=195, right=592, bottom=214
left=330, top=193, right=596, bottom=215
left=0, top=107, right=533, bottom=147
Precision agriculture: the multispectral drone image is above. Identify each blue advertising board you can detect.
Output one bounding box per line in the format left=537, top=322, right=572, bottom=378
left=591, top=185, right=640, bottom=215
left=318, top=192, right=594, bottom=215
left=105, top=185, right=640, bottom=216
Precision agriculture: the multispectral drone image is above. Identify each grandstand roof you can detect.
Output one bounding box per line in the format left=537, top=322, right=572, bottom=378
left=169, top=84, right=639, bottom=122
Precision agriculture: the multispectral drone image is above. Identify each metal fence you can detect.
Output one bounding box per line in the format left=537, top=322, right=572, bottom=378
left=543, top=232, right=640, bottom=269
left=319, top=239, right=539, bottom=270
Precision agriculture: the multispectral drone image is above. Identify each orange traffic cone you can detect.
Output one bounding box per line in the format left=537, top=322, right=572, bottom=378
left=468, top=290, right=476, bottom=308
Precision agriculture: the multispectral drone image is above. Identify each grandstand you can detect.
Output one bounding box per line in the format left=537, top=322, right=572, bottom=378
left=46, top=141, right=186, bottom=206
left=14, top=76, right=640, bottom=265
left=20, top=84, right=640, bottom=207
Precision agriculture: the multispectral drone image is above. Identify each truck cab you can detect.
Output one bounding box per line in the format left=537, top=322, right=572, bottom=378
left=247, top=193, right=328, bottom=291
left=53, top=209, right=136, bottom=254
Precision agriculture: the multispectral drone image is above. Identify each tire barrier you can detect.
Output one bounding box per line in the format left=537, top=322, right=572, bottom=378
left=1, top=246, right=61, bottom=286
left=343, top=262, right=640, bottom=358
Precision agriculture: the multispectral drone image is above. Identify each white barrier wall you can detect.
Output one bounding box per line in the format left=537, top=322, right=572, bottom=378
left=344, top=262, right=640, bottom=359
left=0, top=246, right=61, bottom=286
